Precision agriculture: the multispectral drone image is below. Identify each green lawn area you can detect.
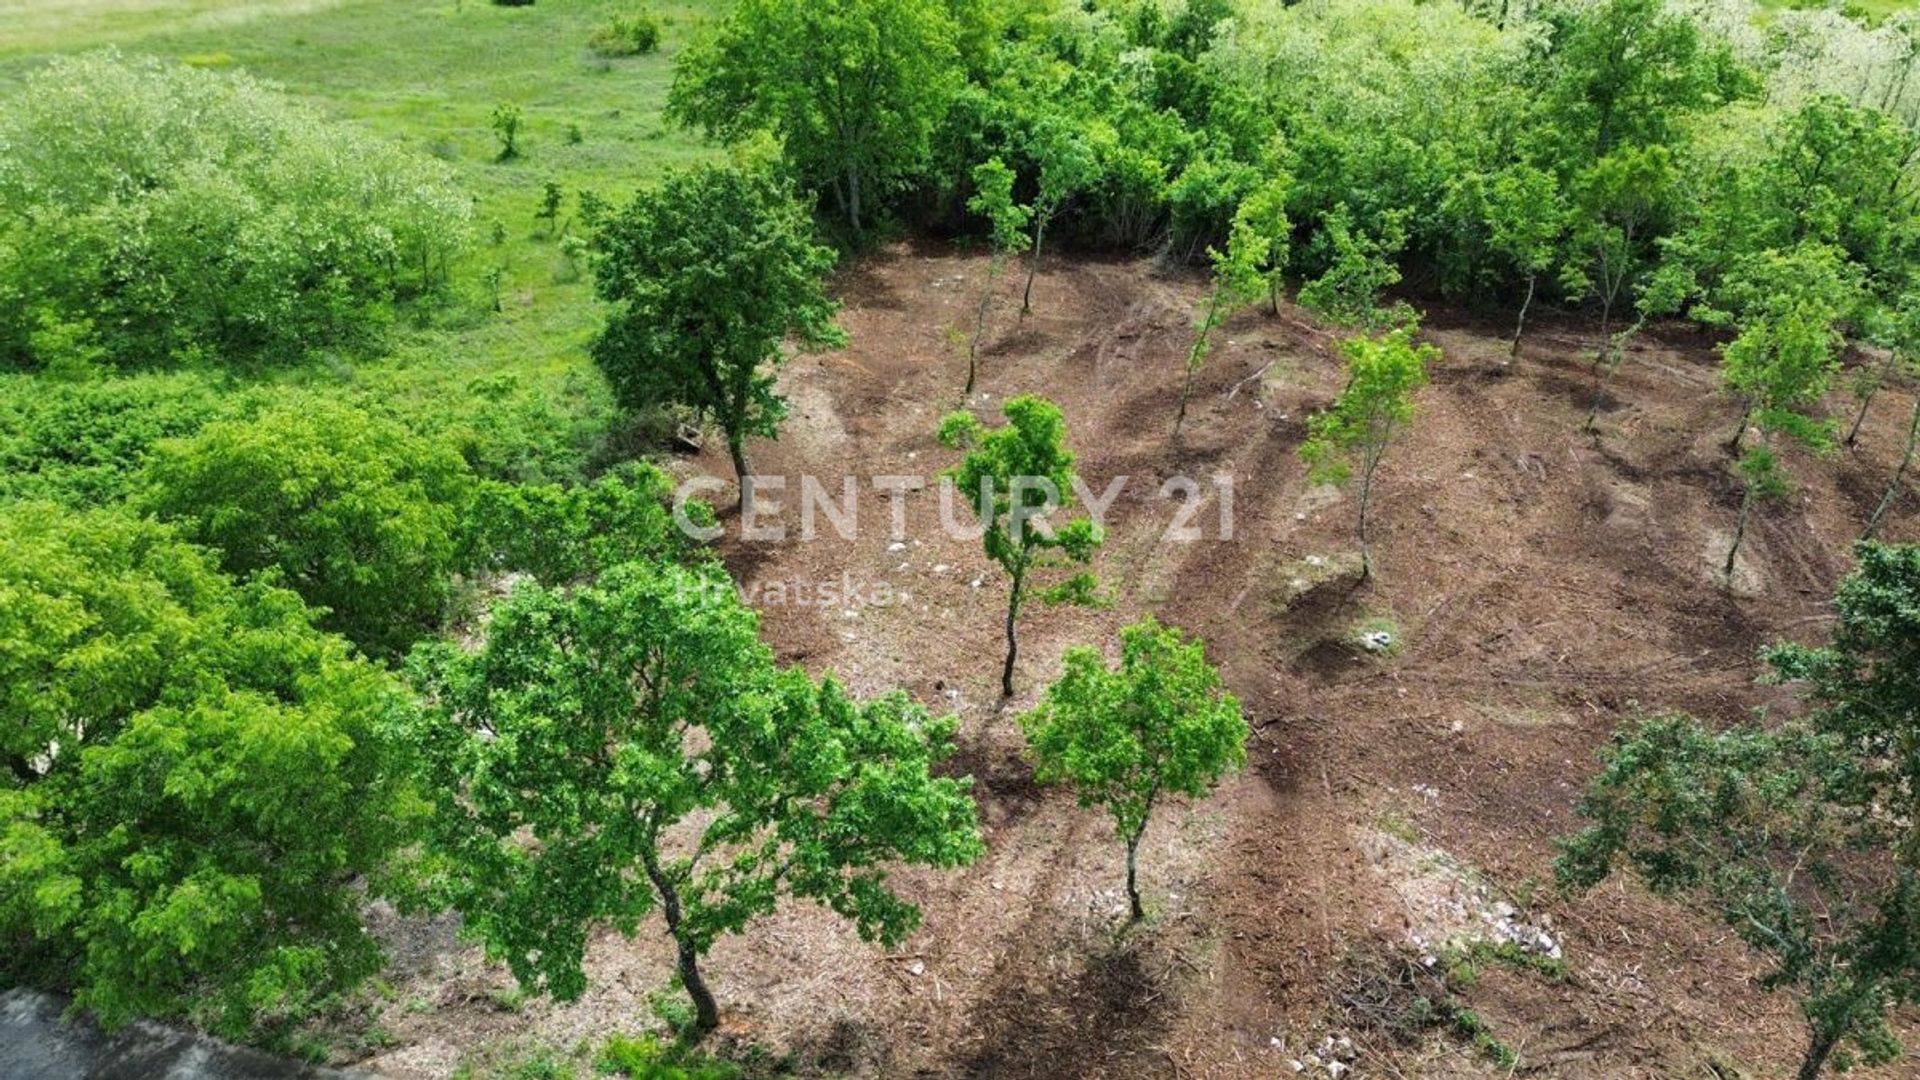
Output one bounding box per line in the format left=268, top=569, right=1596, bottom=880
left=0, top=0, right=722, bottom=488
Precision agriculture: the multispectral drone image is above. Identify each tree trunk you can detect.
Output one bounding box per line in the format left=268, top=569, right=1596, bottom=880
left=846, top=165, right=863, bottom=235
left=675, top=935, right=721, bottom=1035
left=1796, top=1026, right=1840, bottom=1080
left=968, top=258, right=998, bottom=395
left=1357, top=452, right=1380, bottom=580
left=1846, top=354, right=1897, bottom=447
left=1124, top=829, right=1145, bottom=922
left=1728, top=404, right=1754, bottom=456
left=641, top=850, right=720, bottom=1036
left=1510, top=272, right=1535, bottom=358
left=1725, top=482, right=1756, bottom=586
left=1175, top=359, right=1197, bottom=437
left=1866, top=393, right=1920, bottom=540
left=728, top=435, right=752, bottom=512
left=1000, top=563, right=1025, bottom=698
left=1022, top=216, right=1047, bottom=317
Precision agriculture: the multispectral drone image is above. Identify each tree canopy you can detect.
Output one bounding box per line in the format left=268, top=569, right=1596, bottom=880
left=0, top=504, right=419, bottom=1038
left=1020, top=617, right=1247, bottom=921
left=1560, top=544, right=1920, bottom=1080
left=589, top=163, right=844, bottom=500
left=939, top=395, right=1103, bottom=697
left=0, top=52, right=469, bottom=371
left=408, top=558, right=984, bottom=1034
left=668, top=0, right=962, bottom=235
left=140, top=400, right=473, bottom=661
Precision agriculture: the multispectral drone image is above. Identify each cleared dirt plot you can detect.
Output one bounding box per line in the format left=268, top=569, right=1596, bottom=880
left=355, top=245, right=1918, bottom=1078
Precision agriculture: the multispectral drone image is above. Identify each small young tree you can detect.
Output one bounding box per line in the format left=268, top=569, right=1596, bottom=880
left=589, top=164, right=844, bottom=508
left=1584, top=260, right=1691, bottom=433
left=1560, top=146, right=1672, bottom=370
left=491, top=103, right=523, bottom=162
left=1559, top=544, right=1920, bottom=1080
left=1482, top=164, right=1562, bottom=357
left=963, top=157, right=1031, bottom=395
left=1235, top=173, right=1293, bottom=316
left=1720, top=245, right=1856, bottom=458
left=1176, top=215, right=1268, bottom=436
left=938, top=395, right=1103, bottom=698
left=1019, top=617, right=1248, bottom=921
left=409, top=559, right=984, bottom=1036
left=1297, top=205, right=1411, bottom=332
left=1019, top=114, right=1100, bottom=317
left=1300, top=328, right=1437, bottom=579
left=536, top=179, right=563, bottom=236
left=1718, top=247, right=1854, bottom=581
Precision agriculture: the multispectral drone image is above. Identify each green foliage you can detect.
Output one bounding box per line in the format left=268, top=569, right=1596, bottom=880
left=1300, top=328, right=1437, bottom=577
left=140, top=400, right=473, bottom=660
left=1560, top=544, right=1920, bottom=1079
left=1720, top=243, right=1859, bottom=452
left=968, top=157, right=1032, bottom=257
left=938, top=395, right=1104, bottom=696
left=597, top=1033, right=741, bottom=1080
left=962, top=156, right=1032, bottom=391
left=408, top=558, right=984, bottom=1031
left=1177, top=213, right=1269, bottom=432
left=0, top=372, right=239, bottom=506
left=0, top=504, right=418, bottom=1038
left=1297, top=206, right=1411, bottom=331
left=1020, top=616, right=1246, bottom=919
left=461, top=462, right=710, bottom=584
left=493, top=103, right=524, bottom=161
left=0, top=52, right=470, bottom=371
left=668, top=0, right=962, bottom=234
left=589, top=163, right=843, bottom=488
left=587, top=10, right=661, bottom=57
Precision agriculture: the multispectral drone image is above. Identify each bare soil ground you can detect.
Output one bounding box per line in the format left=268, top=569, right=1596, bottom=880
left=361, top=241, right=1920, bottom=1080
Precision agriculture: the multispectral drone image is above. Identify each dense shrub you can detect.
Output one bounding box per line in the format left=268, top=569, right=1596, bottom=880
left=587, top=10, right=661, bottom=56
left=0, top=503, right=419, bottom=1038
left=0, top=372, right=242, bottom=506
left=0, top=52, right=471, bottom=371
left=140, top=400, right=474, bottom=660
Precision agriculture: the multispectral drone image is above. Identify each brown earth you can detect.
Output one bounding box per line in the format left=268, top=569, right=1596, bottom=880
left=361, top=240, right=1920, bottom=1080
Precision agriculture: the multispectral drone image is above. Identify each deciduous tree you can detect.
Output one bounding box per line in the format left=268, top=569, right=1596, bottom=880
left=141, top=399, right=473, bottom=660
left=1300, top=328, right=1437, bottom=579
left=408, top=559, right=983, bottom=1035
left=1560, top=544, right=1920, bottom=1080
left=0, top=504, right=419, bottom=1038
left=1177, top=215, right=1267, bottom=436
left=964, top=157, right=1031, bottom=395
left=589, top=164, right=844, bottom=507
left=938, top=395, right=1103, bottom=698
left=667, top=0, right=961, bottom=235
left=1019, top=617, right=1247, bottom=921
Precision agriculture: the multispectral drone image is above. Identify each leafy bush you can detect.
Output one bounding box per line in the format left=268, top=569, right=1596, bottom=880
left=140, top=399, right=473, bottom=659
left=588, top=11, right=662, bottom=57
left=461, top=462, right=710, bottom=585
left=0, top=53, right=470, bottom=371
left=0, top=504, right=419, bottom=1038
left=0, top=371, right=242, bottom=506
